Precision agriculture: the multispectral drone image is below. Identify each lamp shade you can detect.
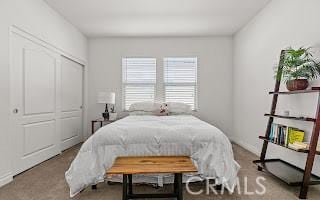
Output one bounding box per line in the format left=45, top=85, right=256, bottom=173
left=97, top=92, right=115, bottom=104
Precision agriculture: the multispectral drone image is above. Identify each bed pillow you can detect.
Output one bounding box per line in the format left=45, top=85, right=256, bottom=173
left=129, top=101, right=161, bottom=112
left=129, top=111, right=154, bottom=116
left=166, top=102, right=192, bottom=115
left=129, top=102, right=170, bottom=116
left=129, top=101, right=166, bottom=116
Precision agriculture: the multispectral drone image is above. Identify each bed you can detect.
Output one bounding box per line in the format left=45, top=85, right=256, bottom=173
left=65, top=115, right=240, bottom=197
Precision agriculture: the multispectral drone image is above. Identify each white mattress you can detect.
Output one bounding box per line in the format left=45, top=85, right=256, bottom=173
left=65, top=115, right=240, bottom=197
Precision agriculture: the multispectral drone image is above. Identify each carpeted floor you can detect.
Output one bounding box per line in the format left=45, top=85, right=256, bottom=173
left=0, top=143, right=319, bottom=200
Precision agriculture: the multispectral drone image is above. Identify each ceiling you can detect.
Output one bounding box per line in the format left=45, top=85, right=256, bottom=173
left=45, top=0, right=270, bottom=37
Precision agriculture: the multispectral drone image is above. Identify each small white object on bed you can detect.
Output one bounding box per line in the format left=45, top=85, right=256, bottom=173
left=65, top=114, right=240, bottom=197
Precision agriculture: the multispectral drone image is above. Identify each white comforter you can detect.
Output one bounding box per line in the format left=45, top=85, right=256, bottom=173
left=65, top=115, right=240, bottom=197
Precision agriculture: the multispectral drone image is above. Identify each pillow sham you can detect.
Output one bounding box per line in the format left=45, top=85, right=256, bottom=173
left=128, top=101, right=169, bottom=116
left=129, top=111, right=154, bottom=116
left=166, top=102, right=192, bottom=115
left=128, top=101, right=162, bottom=112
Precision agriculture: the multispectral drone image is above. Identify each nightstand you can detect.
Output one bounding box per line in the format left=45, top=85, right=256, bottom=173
left=91, top=118, right=119, bottom=135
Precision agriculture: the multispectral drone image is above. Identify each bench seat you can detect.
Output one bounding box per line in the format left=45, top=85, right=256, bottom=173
left=106, top=156, right=197, bottom=200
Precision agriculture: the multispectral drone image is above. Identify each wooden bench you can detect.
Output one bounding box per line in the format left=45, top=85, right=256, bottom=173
left=106, top=156, right=197, bottom=200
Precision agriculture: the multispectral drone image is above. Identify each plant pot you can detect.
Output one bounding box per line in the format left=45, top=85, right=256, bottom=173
left=286, top=79, right=309, bottom=91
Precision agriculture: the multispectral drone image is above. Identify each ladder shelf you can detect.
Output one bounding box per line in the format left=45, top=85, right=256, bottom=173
left=254, top=50, right=320, bottom=199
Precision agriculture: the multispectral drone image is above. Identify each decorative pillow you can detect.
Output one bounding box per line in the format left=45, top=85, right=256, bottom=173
left=152, top=103, right=169, bottom=116
left=166, top=102, right=192, bottom=115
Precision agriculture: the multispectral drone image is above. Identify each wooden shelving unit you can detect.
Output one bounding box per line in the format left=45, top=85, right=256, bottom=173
left=253, top=50, right=320, bottom=199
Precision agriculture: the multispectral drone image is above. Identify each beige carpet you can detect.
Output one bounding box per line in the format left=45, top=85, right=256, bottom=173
left=0, top=143, right=319, bottom=200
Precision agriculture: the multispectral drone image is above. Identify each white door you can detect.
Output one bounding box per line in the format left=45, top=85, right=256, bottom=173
left=60, top=57, right=83, bottom=151
left=10, top=32, right=61, bottom=174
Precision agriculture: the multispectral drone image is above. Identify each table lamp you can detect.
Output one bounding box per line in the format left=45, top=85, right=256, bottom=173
left=97, top=92, right=115, bottom=120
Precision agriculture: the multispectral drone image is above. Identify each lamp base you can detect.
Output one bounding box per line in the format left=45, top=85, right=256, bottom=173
left=102, top=112, right=109, bottom=120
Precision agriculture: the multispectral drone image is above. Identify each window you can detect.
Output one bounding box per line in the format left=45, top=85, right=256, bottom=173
left=122, top=57, right=198, bottom=110
left=122, top=58, right=156, bottom=110
left=164, top=57, right=197, bottom=110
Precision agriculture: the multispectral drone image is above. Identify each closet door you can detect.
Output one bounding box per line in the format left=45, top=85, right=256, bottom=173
left=60, top=57, right=83, bottom=151
left=10, top=32, right=61, bottom=174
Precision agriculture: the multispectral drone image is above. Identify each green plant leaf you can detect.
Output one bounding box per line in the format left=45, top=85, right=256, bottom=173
left=274, top=47, right=320, bottom=83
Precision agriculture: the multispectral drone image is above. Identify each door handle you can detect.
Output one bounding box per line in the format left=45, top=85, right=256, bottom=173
left=13, top=108, right=18, bottom=114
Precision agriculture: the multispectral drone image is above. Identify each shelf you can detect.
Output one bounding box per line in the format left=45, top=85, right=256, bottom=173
left=269, top=87, right=320, bottom=95
left=264, top=114, right=316, bottom=122
left=253, top=159, right=320, bottom=186
left=258, top=136, right=320, bottom=155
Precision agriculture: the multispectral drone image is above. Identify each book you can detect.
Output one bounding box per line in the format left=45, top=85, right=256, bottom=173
left=288, top=142, right=320, bottom=152
left=288, top=142, right=308, bottom=151
left=285, top=126, right=289, bottom=146
left=269, top=123, right=284, bottom=145
left=269, top=124, right=275, bottom=142
left=268, top=123, right=305, bottom=147
left=288, top=129, right=305, bottom=144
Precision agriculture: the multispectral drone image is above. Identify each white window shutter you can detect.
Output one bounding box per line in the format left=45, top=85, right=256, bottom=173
left=122, top=58, right=156, bottom=110
left=164, top=57, right=198, bottom=110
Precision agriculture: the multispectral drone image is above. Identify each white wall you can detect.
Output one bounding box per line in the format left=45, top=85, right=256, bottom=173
left=88, top=37, right=233, bottom=136
left=233, top=0, right=320, bottom=175
left=0, top=0, right=87, bottom=186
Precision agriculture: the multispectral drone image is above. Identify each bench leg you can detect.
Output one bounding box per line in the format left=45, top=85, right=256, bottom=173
left=175, top=173, right=183, bottom=200
left=174, top=173, right=177, bottom=194
left=128, top=174, right=133, bottom=195
left=123, top=174, right=128, bottom=200
left=122, top=173, right=183, bottom=200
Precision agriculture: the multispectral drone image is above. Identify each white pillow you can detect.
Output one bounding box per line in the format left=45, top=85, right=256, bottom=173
left=129, top=101, right=162, bottom=112
left=166, top=102, right=192, bottom=115
left=129, top=111, right=154, bottom=116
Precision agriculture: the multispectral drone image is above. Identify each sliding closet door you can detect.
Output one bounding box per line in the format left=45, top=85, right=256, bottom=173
left=10, top=33, right=61, bottom=174
left=60, top=57, right=83, bottom=151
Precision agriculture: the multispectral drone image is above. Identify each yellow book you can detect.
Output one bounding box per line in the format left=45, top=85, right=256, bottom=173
left=288, top=129, right=304, bottom=144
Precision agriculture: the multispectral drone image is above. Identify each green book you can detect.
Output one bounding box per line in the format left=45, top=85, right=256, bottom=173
left=288, top=128, right=305, bottom=144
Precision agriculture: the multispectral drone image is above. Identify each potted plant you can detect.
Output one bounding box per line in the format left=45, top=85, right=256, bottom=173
left=275, top=47, right=320, bottom=91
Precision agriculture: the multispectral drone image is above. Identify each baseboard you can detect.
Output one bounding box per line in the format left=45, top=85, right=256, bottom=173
left=230, top=136, right=260, bottom=156
left=0, top=172, right=13, bottom=187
